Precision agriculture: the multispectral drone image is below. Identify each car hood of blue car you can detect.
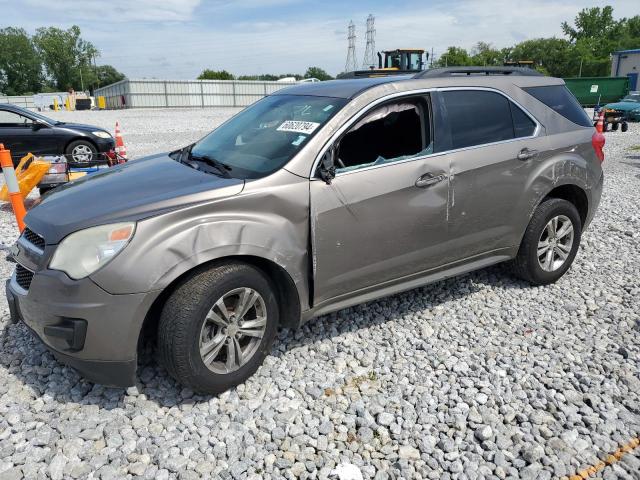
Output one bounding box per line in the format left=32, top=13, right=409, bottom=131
left=603, top=101, right=640, bottom=111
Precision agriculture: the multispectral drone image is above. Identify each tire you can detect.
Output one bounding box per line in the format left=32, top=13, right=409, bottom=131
left=612, top=122, right=619, bottom=131
left=157, top=261, right=279, bottom=394
left=511, top=198, right=582, bottom=285
left=65, top=140, right=97, bottom=164
left=621, top=122, right=629, bottom=132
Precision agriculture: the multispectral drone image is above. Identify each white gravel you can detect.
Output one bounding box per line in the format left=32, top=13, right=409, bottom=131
left=1, top=108, right=639, bottom=480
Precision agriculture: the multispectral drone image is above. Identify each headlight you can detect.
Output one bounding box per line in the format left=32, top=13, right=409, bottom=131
left=50, top=223, right=135, bottom=279
left=92, top=131, right=112, bottom=139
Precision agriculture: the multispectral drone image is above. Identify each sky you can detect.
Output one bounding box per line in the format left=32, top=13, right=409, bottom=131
left=2, top=0, right=638, bottom=79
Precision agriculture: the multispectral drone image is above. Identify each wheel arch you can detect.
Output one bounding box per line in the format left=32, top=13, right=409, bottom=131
left=542, top=183, right=589, bottom=226
left=138, top=255, right=302, bottom=354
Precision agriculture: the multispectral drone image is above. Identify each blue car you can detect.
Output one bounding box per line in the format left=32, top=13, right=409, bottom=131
left=602, top=91, right=640, bottom=122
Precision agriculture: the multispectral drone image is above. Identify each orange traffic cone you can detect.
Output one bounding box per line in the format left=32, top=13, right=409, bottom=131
left=0, top=144, right=27, bottom=232
left=595, top=109, right=605, bottom=133
left=114, top=121, right=127, bottom=161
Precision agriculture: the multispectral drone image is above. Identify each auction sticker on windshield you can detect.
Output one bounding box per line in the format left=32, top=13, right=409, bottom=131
left=277, top=120, right=320, bottom=135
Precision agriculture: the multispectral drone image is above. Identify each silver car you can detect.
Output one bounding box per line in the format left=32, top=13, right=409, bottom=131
left=6, top=67, right=604, bottom=393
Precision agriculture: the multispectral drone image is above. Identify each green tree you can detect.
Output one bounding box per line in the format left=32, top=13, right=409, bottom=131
left=33, top=25, right=98, bottom=91
left=94, top=65, right=125, bottom=87
left=304, top=66, right=333, bottom=81
left=508, top=38, right=576, bottom=77
left=561, top=6, right=626, bottom=76
left=470, top=42, right=503, bottom=66
left=0, top=27, right=43, bottom=95
left=434, top=46, right=472, bottom=67
left=197, top=69, right=234, bottom=80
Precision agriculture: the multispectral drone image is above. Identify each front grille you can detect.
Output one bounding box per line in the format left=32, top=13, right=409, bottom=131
left=22, top=228, right=45, bottom=251
left=15, top=265, right=34, bottom=291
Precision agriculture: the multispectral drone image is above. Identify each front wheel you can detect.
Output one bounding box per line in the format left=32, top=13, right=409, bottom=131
left=511, top=198, right=582, bottom=285
left=157, top=262, right=279, bottom=394
left=66, top=140, right=97, bottom=164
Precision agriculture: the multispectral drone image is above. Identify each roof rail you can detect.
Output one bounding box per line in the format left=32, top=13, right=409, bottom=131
left=414, top=66, right=543, bottom=78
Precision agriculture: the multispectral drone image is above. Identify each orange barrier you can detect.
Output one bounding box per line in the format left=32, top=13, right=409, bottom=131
left=595, top=109, right=605, bottom=133
left=0, top=144, right=27, bottom=232
left=115, top=121, right=127, bottom=159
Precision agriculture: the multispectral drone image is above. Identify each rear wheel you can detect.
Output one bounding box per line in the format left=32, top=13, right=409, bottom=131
left=66, top=140, right=97, bottom=164
left=157, top=262, right=279, bottom=394
left=621, top=122, right=629, bottom=132
left=511, top=198, right=582, bottom=285
left=612, top=122, right=619, bottom=131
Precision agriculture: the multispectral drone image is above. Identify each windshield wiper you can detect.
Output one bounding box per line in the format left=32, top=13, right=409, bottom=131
left=189, top=153, right=232, bottom=178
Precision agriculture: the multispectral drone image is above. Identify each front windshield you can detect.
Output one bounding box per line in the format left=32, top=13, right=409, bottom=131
left=25, top=108, right=59, bottom=124
left=622, top=94, right=639, bottom=102
left=188, top=94, right=347, bottom=179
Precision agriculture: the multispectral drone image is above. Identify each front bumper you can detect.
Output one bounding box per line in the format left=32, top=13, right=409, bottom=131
left=94, top=137, right=116, bottom=153
left=6, top=267, right=158, bottom=388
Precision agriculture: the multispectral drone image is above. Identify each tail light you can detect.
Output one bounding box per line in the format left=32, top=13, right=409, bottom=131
left=592, top=131, right=605, bottom=163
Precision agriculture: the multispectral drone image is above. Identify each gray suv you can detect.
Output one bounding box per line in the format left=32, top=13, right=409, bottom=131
left=6, top=67, right=604, bottom=393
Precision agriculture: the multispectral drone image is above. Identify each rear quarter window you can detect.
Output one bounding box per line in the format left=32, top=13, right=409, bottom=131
left=523, top=85, right=592, bottom=128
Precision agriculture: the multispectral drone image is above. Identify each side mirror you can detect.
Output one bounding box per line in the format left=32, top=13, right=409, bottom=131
left=32, top=121, right=45, bottom=131
left=319, top=147, right=336, bottom=185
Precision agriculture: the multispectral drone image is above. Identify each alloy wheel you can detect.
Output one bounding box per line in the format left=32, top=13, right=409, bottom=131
left=72, top=144, right=94, bottom=162
left=537, top=214, right=574, bottom=272
left=198, top=287, right=267, bottom=374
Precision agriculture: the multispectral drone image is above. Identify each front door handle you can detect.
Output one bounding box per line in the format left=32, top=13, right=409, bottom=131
left=415, top=173, right=446, bottom=188
left=517, top=148, right=538, bottom=161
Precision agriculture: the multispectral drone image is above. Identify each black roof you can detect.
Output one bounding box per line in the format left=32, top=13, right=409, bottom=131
left=273, top=75, right=413, bottom=99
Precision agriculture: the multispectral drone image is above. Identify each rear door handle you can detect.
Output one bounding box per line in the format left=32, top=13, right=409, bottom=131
left=415, top=173, right=446, bottom=188
left=517, top=148, right=538, bottom=161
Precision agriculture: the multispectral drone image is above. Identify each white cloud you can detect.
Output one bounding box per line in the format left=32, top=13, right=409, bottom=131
left=3, top=0, right=640, bottom=78
left=21, top=0, right=202, bottom=22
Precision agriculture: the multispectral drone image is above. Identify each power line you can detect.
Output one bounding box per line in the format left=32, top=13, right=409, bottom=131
left=344, top=20, right=357, bottom=73
left=362, top=14, right=376, bottom=69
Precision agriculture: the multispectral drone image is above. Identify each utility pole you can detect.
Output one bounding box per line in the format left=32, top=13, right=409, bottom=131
left=578, top=58, right=583, bottom=77
left=362, top=15, right=376, bottom=69
left=345, top=20, right=358, bottom=73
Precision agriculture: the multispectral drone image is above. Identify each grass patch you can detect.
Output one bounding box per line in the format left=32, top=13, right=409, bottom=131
left=629, top=145, right=640, bottom=151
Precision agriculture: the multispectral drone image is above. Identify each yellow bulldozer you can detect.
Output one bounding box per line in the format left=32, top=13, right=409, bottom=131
left=338, top=48, right=428, bottom=78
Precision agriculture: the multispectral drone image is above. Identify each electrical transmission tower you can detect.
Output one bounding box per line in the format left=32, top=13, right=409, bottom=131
left=362, top=14, right=376, bottom=69
left=345, top=20, right=357, bottom=72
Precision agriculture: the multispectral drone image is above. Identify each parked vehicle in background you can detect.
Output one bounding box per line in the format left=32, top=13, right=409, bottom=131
left=601, top=91, right=640, bottom=123
left=0, top=104, right=114, bottom=165
left=6, top=67, right=604, bottom=394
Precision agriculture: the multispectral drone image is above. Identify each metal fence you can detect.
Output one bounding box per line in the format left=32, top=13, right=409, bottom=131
left=94, top=79, right=296, bottom=109
left=0, top=95, right=36, bottom=110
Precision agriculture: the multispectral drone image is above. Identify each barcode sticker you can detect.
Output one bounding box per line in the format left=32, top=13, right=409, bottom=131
left=277, top=120, right=320, bottom=135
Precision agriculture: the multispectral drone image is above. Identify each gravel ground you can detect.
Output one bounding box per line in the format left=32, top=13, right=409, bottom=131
left=1, top=108, right=639, bottom=480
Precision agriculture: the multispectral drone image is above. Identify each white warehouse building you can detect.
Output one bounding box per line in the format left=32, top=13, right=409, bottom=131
left=611, top=48, right=640, bottom=91
left=93, top=78, right=295, bottom=109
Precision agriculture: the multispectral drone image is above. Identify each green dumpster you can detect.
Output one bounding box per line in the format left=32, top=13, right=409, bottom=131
left=563, top=77, right=630, bottom=107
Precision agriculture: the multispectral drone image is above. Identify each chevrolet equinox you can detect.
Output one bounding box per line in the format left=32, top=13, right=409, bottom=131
left=6, top=67, right=605, bottom=393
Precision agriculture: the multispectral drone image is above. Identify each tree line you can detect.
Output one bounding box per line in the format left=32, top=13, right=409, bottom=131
left=434, top=7, right=640, bottom=77
left=0, top=25, right=125, bottom=96
left=197, top=66, right=334, bottom=81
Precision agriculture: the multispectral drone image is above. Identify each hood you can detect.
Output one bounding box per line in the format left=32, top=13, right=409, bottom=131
left=603, top=101, right=640, bottom=111
left=55, top=122, right=109, bottom=133
left=26, top=153, right=245, bottom=244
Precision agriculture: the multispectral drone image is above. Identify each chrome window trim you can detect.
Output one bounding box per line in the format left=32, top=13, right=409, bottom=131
left=309, top=86, right=542, bottom=179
